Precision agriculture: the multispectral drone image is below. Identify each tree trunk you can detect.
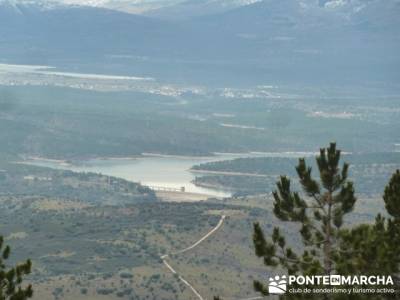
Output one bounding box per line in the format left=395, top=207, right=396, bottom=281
left=324, top=191, right=332, bottom=276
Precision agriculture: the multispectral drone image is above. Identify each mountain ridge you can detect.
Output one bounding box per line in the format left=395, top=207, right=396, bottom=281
left=0, top=0, right=398, bottom=85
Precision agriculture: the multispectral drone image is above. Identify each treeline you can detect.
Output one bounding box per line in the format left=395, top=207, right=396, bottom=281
left=193, top=153, right=400, bottom=196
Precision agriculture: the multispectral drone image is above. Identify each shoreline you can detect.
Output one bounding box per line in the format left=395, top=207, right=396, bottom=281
left=140, top=152, right=217, bottom=160
left=190, top=169, right=271, bottom=177
left=19, top=150, right=328, bottom=165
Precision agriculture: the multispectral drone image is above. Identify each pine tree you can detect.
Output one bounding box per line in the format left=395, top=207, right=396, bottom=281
left=383, top=170, right=400, bottom=220
left=252, top=144, right=400, bottom=299
left=382, top=170, right=400, bottom=287
left=0, top=236, right=33, bottom=300
left=253, top=143, right=357, bottom=295
left=336, top=170, right=400, bottom=289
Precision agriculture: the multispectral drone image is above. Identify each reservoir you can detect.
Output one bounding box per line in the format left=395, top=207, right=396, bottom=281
left=23, top=152, right=316, bottom=199
left=23, top=154, right=244, bottom=198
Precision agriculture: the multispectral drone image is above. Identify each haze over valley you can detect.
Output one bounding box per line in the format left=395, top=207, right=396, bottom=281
left=0, top=1, right=399, bottom=299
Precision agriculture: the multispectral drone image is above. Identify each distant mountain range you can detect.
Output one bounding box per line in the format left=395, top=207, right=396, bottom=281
left=145, top=0, right=263, bottom=19
left=0, top=0, right=399, bottom=85
left=0, top=0, right=262, bottom=14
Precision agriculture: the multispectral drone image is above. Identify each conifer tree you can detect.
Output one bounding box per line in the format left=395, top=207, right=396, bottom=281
left=252, top=143, right=357, bottom=295
left=337, top=170, right=400, bottom=287
left=0, top=236, right=33, bottom=300
left=383, top=170, right=400, bottom=220
left=252, top=144, right=400, bottom=299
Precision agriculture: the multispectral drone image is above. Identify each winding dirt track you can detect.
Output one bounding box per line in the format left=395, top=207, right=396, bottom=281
left=160, top=215, right=263, bottom=300
left=160, top=215, right=226, bottom=300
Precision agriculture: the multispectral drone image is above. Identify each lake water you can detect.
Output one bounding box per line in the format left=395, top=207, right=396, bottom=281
left=24, top=152, right=316, bottom=199
left=25, top=154, right=242, bottom=198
